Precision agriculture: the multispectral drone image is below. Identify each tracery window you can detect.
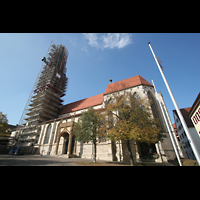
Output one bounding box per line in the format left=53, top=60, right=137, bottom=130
left=147, top=92, right=165, bottom=131
left=147, top=91, right=160, bottom=120
left=132, top=92, right=141, bottom=101
left=44, top=124, right=52, bottom=144
left=54, top=122, right=61, bottom=143
left=35, top=127, right=41, bottom=144
left=131, top=92, right=141, bottom=107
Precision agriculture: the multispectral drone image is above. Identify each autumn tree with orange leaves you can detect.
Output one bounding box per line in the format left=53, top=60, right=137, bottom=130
left=105, top=93, right=163, bottom=166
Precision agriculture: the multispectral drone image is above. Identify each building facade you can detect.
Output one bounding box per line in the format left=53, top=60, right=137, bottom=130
left=189, top=93, right=200, bottom=138
left=173, top=107, right=200, bottom=160
left=12, top=75, right=181, bottom=163
left=10, top=43, right=181, bottom=163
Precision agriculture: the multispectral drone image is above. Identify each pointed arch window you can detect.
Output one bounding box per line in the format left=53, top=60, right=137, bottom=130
left=147, top=91, right=166, bottom=132
left=35, top=127, right=41, bottom=144
left=147, top=91, right=159, bottom=119
left=54, top=123, right=60, bottom=143
left=132, top=92, right=141, bottom=101
left=131, top=92, right=141, bottom=106
left=44, top=124, right=52, bottom=144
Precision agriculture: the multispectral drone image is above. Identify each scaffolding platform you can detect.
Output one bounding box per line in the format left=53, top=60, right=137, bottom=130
left=15, top=43, right=69, bottom=147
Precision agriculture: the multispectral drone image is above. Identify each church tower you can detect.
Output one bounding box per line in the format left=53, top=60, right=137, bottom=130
left=28, top=44, right=68, bottom=125
left=16, top=44, right=69, bottom=148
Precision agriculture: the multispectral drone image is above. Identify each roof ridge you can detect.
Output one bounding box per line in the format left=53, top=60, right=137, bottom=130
left=104, top=75, right=153, bottom=95
left=109, top=75, right=140, bottom=85
left=137, top=75, right=152, bottom=85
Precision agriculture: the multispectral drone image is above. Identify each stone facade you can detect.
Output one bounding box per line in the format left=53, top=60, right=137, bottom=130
left=12, top=75, right=181, bottom=163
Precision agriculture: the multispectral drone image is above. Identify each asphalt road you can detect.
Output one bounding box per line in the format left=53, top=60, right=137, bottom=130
left=0, top=155, right=175, bottom=166
left=0, top=154, right=84, bottom=166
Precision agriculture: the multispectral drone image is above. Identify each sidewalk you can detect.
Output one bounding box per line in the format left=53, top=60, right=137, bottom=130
left=43, top=154, right=176, bottom=166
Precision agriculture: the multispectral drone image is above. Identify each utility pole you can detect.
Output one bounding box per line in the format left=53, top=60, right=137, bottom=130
left=151, top=79, right=182, bottom=166
left=148, top=42, right=200, bottom=166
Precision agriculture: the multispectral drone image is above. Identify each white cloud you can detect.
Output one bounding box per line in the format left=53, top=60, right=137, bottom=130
left=83, top=33, right=132, bottom=49
left=83, top=33, right=99, bottom=48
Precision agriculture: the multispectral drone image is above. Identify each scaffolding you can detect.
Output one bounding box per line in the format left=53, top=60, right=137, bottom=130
left=15, top=43, right=69, bottom=147
left=34, top=44, right=68, bottom=97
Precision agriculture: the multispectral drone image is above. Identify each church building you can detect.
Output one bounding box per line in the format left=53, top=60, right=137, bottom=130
left=10, top=43, right=182, bottom=163
left=23, top=75, right=180, bottom=163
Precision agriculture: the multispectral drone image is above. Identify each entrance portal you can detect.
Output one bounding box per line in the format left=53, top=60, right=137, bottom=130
left=55, top=121, right=75, bottom=156
left=56, top=133, right=75, bottom=155
left=62, top=134, right=75, bottom=155
left=139, top=143, right=157, bottom=160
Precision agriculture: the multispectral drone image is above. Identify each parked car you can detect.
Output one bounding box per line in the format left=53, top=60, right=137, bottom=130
left=9, top=147, right=17, bottom=155
left=15, top=147, right=24, bottom=155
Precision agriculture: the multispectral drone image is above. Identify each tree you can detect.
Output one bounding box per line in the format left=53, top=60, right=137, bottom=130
left=73, top=107, right=106, bottom=163
left=105, top=93, right=163, bottom=166
left=0, top=112, right=8, bottom=137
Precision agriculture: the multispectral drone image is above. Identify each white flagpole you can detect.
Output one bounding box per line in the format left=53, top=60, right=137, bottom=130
left=148, top=42, right=200, bottom=166
left=151, top=79, right=182, bottom=166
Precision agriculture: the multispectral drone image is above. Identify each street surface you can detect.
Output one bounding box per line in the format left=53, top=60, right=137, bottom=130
left=0, top=154, right=84, bottom=166
left=0, top=155, right=175, bottom=166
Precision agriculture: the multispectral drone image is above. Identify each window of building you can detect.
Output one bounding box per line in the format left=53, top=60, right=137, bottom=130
left=35, top=127, right=41, bottom=144
left=99, top=136, right=107, bottom=143
left=44, top=124, right=52, bottom=144
left=54, top=123, right=60, bottom=143
left=191, top=151, right=195, bottom=158
left=187, top=140, right=190, bottom=148
left=147, top=92, right=163, bottom=130
left=132, top=92, right=141, bottom=101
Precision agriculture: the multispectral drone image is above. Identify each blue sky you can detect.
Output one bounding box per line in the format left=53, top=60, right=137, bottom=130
left=0, top=33, right=199, bottom=125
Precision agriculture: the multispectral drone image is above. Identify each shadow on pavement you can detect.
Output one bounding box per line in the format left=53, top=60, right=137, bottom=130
left=0, top=155, right=79, bottom=166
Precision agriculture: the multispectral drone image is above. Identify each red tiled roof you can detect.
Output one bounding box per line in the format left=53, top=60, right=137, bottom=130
left=104, top=75, right=153, bottom=95
left=172, top=123, right=178, bottom=136
left=172, top=123, right=177, bottom=130
left=173, top=107, right=194, bottom=127
left=60, top=93, right=104, bottom=115
left=59, top=75, right=152, bottom=115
